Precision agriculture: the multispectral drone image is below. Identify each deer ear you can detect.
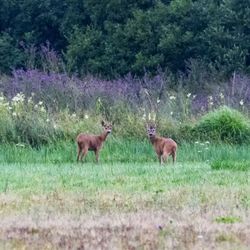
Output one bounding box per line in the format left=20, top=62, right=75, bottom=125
left=101, top=120, right=105, bottom=126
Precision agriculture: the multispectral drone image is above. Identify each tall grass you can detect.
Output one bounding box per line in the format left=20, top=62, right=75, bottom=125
left=0, top=139, right=249, bottom=164
left=0, top=91, right=249, bottom=148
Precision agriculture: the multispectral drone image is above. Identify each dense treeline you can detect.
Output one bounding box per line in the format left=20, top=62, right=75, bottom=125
left=0, top=0, right=250, bottom=78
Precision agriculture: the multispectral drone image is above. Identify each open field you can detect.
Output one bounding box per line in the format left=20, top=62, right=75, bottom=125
left=0, top=142, right=249, bottom=249
left=1, top=1, right=250, bottom=249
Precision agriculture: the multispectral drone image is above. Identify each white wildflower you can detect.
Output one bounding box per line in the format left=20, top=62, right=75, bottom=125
left=142, top=113, right=146, bottom=120
left=53, top=123, right=57, bottom=129
left=169, top=95, right=176, bottom=100
left=192, top=95, right=197, bottom=99
left=34, top=104, right=38, bottom=109
left=46, top=118, right=50, bottom=123
left=12, top=93, right=25, bottom=103
left=198, top=150, right=202, bottom=153
left=197, top=234, right=203, bottom=239
left=0, top=96, right=4, bottom=102
left=72, top=113, right=76, bottom=118
left=205, top=147, right=209, bottom=150
left=219, top=93, right=224, bottom=99
left=12, top=96, right=19, bottom=102
left=40, top=107, right=46, bottom=112
left=170, top=111, right=173, bottom=116
left=8, top=106, right=12, bottom=110
left=239, top=100, right=244, bottom=106
left=38, top=101, right=43, bottom=105
left=12, top=112, right=17, bottom=116
left=84, top=114, right=89, bottom=119
left=187, top=93, right=191, bottom=98
left=16, top=143, right=25, bottom=147
left=195, top=141, right=199, bottom=144
left=157, top=99, right=160, bottom=104
left=208, top=96, right=213, bottom=101
left=205, top=141, right=210, bottom=144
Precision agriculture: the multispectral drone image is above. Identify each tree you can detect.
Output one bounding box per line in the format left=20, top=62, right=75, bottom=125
left=0, top=33, right=23, bottom=73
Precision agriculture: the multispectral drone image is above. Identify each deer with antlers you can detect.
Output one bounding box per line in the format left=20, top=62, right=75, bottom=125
left=147, top=123, right=177, bottom=165
left=76, top=120, right=112, bottom=163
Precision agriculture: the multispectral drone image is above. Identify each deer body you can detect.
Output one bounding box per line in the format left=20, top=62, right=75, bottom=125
left=76, top=121, right=112, bottom=163
left=147, top=125, right=177, bottom=164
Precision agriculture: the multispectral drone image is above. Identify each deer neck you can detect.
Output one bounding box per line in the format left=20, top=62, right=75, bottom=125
left=99, top=131, right=109, bottom=142
left=149, top=135, right=157, bottom=145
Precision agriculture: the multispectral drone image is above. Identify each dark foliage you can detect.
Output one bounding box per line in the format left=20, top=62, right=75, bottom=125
left=0, top=0, right=250, bottom=78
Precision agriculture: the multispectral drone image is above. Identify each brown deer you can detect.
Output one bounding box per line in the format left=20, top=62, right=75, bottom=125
left=76, top=120, right=112, bottom=163
left=147, top=124, right=177, bottom=165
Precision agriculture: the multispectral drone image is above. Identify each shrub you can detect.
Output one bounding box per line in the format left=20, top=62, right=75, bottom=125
left=55, top=110, right=102, bottom=141
left=0, top=94, right=16, bottom=142
left=0, top=93, right=63, bottom=147
left=177, top=123, right=195, bottom=143
left=193, top=106, right=250, bottom=144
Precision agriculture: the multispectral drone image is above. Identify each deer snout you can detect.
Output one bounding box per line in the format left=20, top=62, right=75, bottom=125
left=107, top=129, right=112, bottom=133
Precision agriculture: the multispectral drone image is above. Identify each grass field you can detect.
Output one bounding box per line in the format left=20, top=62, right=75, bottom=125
left=0, top=140, right=249, bottom=249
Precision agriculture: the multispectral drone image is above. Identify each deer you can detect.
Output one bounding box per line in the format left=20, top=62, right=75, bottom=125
left=147, top=123, right=177, bottom=165
left=76, top=120, right=112, bottom=163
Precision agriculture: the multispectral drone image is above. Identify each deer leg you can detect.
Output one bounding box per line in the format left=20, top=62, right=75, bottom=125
left=158, top=155, right=161, bottom=164
left=95, top=149, right=100, bottom=163
left=172, top=150, right=176, bottom=164
left=77, top=147, right=82, bottom=162
left=80, top=147, right=88, bottom=162
left=162, top=153, right=169, bottom=164
left=161, top=156, right=164, bottom=165
left=158, top=154, right=163, bottom=165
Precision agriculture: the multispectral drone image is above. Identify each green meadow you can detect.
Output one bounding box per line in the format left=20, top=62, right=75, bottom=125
left=0, top=141, right=249, bottom=249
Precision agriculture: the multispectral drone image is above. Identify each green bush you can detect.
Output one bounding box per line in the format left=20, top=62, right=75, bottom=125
left=177, top=123, right=195, bottom=143
left=192, top=106, right=250, bottom=144
left=0, top=93, right=63, bottom=147
left=55, top=110, right=103, bottom=141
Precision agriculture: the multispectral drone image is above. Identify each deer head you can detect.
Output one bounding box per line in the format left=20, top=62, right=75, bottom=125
left=101, top=120, right=112, bottom=134
left=147, top=123, right=156, bottom=138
